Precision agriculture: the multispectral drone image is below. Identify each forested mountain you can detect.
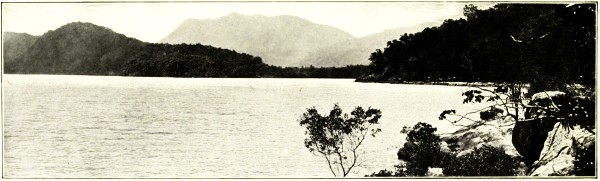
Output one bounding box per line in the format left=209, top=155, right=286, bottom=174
left=358, top=4, right=596, bottom=89
left=13, top=22, right=145, bottom=75
left=122, top=43, right=267, bottom=77
left=160, top=13, right=355, bottom=67
left=3, top=22, right=267, bottom=77
left=302, top=22, right=441, bottom=67
left=3, top=32, right=39, bottom=72
left=3, top=22, right=367, bottom=78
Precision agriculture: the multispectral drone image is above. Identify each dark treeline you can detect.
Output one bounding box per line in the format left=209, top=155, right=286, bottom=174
left=358, top=4, right=596, bottom=89
left=122, top=43, right=266, bottom=77
left=3, top=22, right=366, bottom=79
left=263, top=65, right=368, bottom=78
left=121, top=44, right=368, bottom=78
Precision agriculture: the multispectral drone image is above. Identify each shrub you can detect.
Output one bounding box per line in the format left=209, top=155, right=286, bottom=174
left=574, top=142, right=595, bottom=176
left=365, top=167, right=409, bottom=177
left=372, top=122, right=453, bottom=177
left=443, top=145, right=521, bottom=176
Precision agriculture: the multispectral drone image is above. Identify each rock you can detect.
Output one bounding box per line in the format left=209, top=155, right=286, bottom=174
left=530, top=91, right=566, bottom=101
left=441, top=117, right=520, bottom=157
left=512, top=118, right=557, bottom=167
left=513, top=91, right=566, bottom=167
left=426, top=168, right=443, bottom=176
left=529, top=123, right=595, bottom=176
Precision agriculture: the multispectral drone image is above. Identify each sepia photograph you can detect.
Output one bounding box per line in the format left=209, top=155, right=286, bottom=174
left=1, top=1, right=597, bottom=178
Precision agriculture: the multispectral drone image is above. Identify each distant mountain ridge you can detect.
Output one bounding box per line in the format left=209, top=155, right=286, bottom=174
left=161, top=13, right=356, bottom=66
left=161, top=13, right=442, bottom=67
left=302, top=22, right=442, bottom=67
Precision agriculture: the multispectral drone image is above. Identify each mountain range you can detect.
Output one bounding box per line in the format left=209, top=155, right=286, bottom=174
left=3, top=13, right=443, bottom=75
left=160, top=13, right=441, bottom=67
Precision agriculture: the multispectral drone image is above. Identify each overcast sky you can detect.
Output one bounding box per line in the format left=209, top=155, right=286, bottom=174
left=2, top=2, right=495, bottom=43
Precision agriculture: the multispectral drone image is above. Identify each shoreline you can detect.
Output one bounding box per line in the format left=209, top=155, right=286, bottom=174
left=355, top=79, right=500, bottom=87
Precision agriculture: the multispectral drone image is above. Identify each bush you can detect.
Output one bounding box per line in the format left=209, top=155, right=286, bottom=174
left=574, top=142, right=595, bottom=176
left=443, top=145, right=521, bottom=176
left=370, top=123, right=522, bottom=177
left=397, top=122, right=450, bottom=176
left=365, top=167, right=409, bottom=177
left=370, top=122, right=452, bottom=177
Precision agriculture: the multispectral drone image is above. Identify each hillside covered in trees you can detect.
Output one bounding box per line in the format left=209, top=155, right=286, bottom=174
left=358, top=4, right=596, bottom=89
left=3, top=22, right=366, bottom=78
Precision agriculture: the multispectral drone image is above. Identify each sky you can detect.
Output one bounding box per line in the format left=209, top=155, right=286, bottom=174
left=2, top=2, right=495, bottom=43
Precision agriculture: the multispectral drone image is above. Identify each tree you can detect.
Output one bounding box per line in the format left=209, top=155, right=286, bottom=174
left=396, top=122, right=452, bottom=176
left=463, top=4, right=479, bottom=20
left=299, top=104, right=382, bottom=177
left=368, top=122, right=451, bottom=177
left=358, top=4, right=595, bottom=86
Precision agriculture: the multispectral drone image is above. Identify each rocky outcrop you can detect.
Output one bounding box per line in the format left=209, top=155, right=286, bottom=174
left=529, top=123, right=595, bottom=176
left=440, top=118, right=529, bottom=176
left=512, top=118, right=557, bottom=167
left=513, top=91, right=568, bottom=167
left=441, top=117, right=520, bottom=157
left=437, top=90, right=595, bottom=177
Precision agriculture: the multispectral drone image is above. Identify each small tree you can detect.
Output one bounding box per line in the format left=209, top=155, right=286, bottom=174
left=397, top=122, right=452, bottom=176
left=299, top=104, right=382, bottom=177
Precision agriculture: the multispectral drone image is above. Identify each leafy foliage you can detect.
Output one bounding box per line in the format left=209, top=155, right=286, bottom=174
left=387, top=122, right=452, bottom=176
left=399, top=123, right=453, bottom=176
left=299, top=104, right=382, bottom=177
left=528, top=91, right=595, bottom=133
left=401, top=122, right=441, bottom=144
left=443, top=145, right=521, bottom=176
left=365, top=166, right=410, bottom=177
left=359, top=4, right=595, bottom=87
left=573, top=142, right=595, bottom=176
left=370, top=123, right=521, bottom=177
left=440, top=83, right=525, bottom=125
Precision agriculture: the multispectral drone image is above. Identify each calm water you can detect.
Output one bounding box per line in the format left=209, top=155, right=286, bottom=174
left=3, top=74, right=483, bottom=178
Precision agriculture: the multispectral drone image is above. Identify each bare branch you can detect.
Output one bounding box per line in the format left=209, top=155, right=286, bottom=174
left=323, top=153, right=337, bottom=177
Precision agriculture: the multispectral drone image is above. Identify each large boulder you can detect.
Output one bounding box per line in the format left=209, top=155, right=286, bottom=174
left=515, top=91, right=595, bottom=176
left=440, top=118, right=528, bottom=176
left=529, top=123, right=595, bottom=176
left=512, top=91, right=566, bottom=167
left=441, top=117, right=520, bottom=157
left=512, top=118, right=557, bottom=167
